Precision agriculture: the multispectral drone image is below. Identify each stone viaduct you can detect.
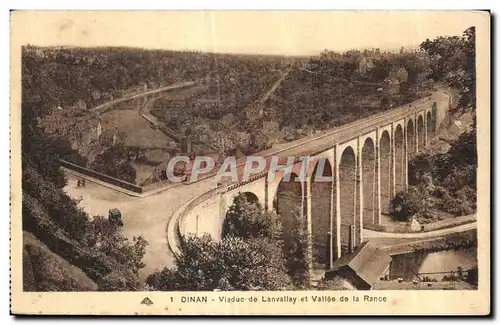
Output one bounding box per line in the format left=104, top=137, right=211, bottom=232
left=175, top=90, right=453, bottom=270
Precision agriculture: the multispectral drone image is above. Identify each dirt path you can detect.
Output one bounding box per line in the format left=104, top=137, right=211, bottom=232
left=258, top=66, right=293, bottom=104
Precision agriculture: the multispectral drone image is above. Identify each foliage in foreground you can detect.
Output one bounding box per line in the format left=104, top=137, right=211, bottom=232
left=390, top=191, right=421, bottom=222
left=283, top=210, right=311, bottom=288
left=315, top=277, right=349, bottom=290
left=87, top=215, right=148, bottom=277
left=222, top=193, right=282, bottom=241
left=147, top=191, right=316, bottom=291
left=222, top=193, right=311, bottom=288
left=146, top=234, right=291, bottom=291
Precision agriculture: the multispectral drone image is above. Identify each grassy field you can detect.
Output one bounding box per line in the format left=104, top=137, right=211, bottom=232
left=99, top=109, right=173, bottom=148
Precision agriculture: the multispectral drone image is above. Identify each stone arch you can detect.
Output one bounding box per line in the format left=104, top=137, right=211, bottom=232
left=379, top=130, right=391, bottom=215
left=231, top=191, right=260, bottom=207
left=361, top=137, right=376, bottom=225
left=417, top=114, right=425, bottom=150
left=310, top=157, right=333, bottom=269
left=394, top=124, right=405, bottom=193
left=274, top=172, right=304, bottom=255
left=407, top=119, right=415, bottom=155
left=339, top=146, right=358, bottom=253
left=222, top=191, right=263, bottom=238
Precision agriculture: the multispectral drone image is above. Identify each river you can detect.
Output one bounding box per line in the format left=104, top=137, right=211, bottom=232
left=389, top=247, right=477, bottom=281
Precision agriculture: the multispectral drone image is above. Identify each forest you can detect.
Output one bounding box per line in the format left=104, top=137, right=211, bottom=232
left=268, top=47, right=434, bottom=130
left=149, top=46, right=436, bottom=156
left=22, top=46, right=291, bottom=120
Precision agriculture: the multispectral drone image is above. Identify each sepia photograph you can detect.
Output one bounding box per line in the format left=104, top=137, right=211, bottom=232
left=9, top=10, right=490, bottom=315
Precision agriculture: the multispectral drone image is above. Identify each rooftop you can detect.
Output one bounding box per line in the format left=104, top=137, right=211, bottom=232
left=327, top=241, right=392, bottom=287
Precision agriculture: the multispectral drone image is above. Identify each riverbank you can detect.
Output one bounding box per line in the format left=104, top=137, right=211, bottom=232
left=364, top=214, right=476, bottom=234
left=381, top=228, right=477, bottom=255
left=373, top=280, right=476, bottom=290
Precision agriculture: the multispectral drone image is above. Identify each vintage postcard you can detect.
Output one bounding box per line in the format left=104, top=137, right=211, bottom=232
left=10, top=10, right=490, bottom=315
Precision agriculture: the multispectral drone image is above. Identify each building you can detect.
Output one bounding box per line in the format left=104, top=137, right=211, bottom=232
left=384, top=78, right=401, bottom=95
left=324, top=241, right=392, bottom=290
left=99, top=128, right=126, bottom=147
left=358, top=57, right=375, bottom=74
left=389, top=67, right=409, bottom=83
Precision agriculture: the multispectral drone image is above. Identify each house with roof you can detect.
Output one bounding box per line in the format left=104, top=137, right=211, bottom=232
left=358, top=57, right=375, bottom=74
left=99, top=128, right=127, bottom=147
left=324, top=241, right=392, bottom=290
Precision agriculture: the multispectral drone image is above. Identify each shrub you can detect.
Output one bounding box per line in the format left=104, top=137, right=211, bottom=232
left=88, top=216, right=148, bottom=276
left=390, top=191, right=420, bottom=222
left=284, top=211, right=311, bottom=288
left=436, top=192, right=474, bottom=216
left=408, top=153, right=433, bottom=186
left=222, top=193, right=282, bottom=241
left=315, top=277, right=349, bottom=290
left=146, top=234, right=291, bottom=291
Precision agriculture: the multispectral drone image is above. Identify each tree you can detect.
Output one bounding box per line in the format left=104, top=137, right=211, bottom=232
left=221, top=193, right=311, bottom=288
left=390, top=191, right=420, bottom=222
left=91, top=145, right=136, bottom=184
left=146, top=234, right=291, bottom=291
left=87, top=216, right=148, bottom=276
left=408, top=153, right=433, bottom=186
left=420, top=26, right=476, bottom=115
left=222, top=193, right=282, bottom=241
left=315, top=277, right=348, bottom=290
left=284, top=211, right=311, bottom=288
left=448, top=129, right=477, bottom=167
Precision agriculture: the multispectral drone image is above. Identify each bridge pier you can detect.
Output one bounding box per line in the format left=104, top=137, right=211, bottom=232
left=424, top=111, right=428, bottom=147
left=391, top=123, right=396, bottom=199
left=329, top=161, right=336, bottom=268
left=218, top=191, right=228, bottom=240
left=304, top=176, right=313, bottom=274
left=375, top=130, right=382, bottom=225
left=415, top=113, right=419, bottom=153
left=404, top=119, right=409, bottom=191
left=357, top=137, right=364, bottom=250
left=334, top=146, right=342, bottom=261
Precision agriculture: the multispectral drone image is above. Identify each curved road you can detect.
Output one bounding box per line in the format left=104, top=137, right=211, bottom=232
left=363, top=222, right=477, bottom=239
left=64, top=171, right=217, bottom=281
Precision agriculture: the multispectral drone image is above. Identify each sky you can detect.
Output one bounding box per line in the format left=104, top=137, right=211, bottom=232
left=11, top=11, right=483, bottom=56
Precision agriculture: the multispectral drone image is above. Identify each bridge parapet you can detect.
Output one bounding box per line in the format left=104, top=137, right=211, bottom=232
left=167, top=188, right=219, bottom=257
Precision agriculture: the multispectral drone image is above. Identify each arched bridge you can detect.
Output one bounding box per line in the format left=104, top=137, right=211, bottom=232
left=174, top=89, right=453, bottom=271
